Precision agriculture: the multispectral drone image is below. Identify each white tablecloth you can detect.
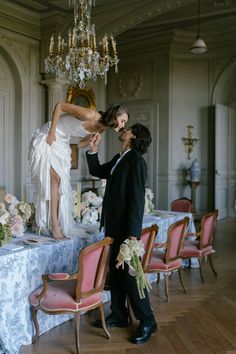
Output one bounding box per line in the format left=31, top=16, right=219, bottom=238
left=0, top=211, right=195, bottom=354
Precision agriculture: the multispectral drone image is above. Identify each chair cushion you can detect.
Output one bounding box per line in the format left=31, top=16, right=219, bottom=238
left=147, top=255, right=182, bottom=272
left=29, top=279, right=103, bottom=312
left=181, top=244, right=213, bottom=258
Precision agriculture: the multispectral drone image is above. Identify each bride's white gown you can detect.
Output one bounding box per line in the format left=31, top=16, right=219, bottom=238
left=28, top=114, right=91, bottom=237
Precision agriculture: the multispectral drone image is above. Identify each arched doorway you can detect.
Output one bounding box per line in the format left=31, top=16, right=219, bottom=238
left=211, top=59, right=236, bottom=218
left=0, top=47, right=22, bottom=198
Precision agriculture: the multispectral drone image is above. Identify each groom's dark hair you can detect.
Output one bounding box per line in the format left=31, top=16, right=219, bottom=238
left=130, top=123, right=152, bottom=155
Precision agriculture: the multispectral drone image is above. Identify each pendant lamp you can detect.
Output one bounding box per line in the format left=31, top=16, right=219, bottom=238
left=190, top=0, right=207, bottom=54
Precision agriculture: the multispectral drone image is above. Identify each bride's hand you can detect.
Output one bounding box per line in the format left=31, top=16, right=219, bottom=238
left=46, top=131, right=56, bottom=145
left=89, top=132, right=101, bottom=151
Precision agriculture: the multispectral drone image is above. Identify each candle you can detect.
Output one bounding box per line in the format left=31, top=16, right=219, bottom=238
left=49, top=34, right=54, bottom=55
left=61, top=38, right=65, bottom=52
left=110, top=35, right=117, bottom=55
left=72, top=28, right=77, bottom=47
left=57, top=33, right=61, bottom=53
left=91, top=24, right=97, bottom=50
left=103, top=34, right=109, bottom=55
left=77, top=182, right=81, bottom=219
left=68, top=30, right=72, bottom=48
left=86, top=30, right=90, bottom=47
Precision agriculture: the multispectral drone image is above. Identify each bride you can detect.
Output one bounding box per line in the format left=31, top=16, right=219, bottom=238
left=28, top=102, right=129, bottom=240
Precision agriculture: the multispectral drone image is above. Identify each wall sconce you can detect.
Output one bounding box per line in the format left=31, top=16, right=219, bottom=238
left=182, top=125, right=199, bottom=160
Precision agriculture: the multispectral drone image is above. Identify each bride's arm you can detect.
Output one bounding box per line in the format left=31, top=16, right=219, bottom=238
left=46, top=102, right=100, bottom=145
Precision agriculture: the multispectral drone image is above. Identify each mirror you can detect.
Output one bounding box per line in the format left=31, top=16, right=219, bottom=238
left=66, top=86, right=96, bottom=109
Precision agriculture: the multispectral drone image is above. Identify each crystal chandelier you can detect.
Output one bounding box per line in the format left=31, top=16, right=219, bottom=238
left=44, top=0, right=119, bottom=88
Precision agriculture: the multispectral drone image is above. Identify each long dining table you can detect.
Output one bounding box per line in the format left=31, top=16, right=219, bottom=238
left=0, top=210, right=195, bottom=354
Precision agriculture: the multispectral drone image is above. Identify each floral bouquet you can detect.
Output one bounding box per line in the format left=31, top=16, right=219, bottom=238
left=80, top=191, right=103, bottom=224
left=0, top=193, right=32, bottom=244
left=116, top=238, right=152, bottom=299
left=144, top=187, right=155, bottom=214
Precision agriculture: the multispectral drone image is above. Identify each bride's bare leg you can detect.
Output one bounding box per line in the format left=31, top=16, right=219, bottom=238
left=50, top=168, right=64, bottom=239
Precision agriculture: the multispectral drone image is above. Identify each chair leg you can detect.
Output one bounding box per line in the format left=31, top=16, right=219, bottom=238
left=198, top=258, right=204, bottom=282
left=98, top=304, right=111, bottom=339
left=188, top=258, right=192, bottom=269
left=164, top=274, right=169, bottom=302
left=208, top=254, right=217, bottom=277
left=156, top=273, right=160, bottom=283
left=178, top=268, right=187, bottom=294
left=31, top=306, right=40, bottom=344
left=74, top=313, right=81, bottom=354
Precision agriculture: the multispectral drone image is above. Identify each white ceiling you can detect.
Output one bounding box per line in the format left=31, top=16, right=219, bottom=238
left=5, top=0, right=236, bottom=53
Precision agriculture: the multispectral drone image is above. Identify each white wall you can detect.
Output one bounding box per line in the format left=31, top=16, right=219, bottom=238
left=170, top=58, right=209, bottom=213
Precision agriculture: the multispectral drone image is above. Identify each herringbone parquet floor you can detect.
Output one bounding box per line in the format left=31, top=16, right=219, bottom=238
left=20, top=217, right=236, bottom=354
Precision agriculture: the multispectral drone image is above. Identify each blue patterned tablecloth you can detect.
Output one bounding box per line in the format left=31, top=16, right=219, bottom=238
left=142, top=210, right=196, bottom=243
left=0, top=211, right=195, bottom=354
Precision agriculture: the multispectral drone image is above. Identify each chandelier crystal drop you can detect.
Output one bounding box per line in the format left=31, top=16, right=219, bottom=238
left=44, top=0, right=119, bottom=88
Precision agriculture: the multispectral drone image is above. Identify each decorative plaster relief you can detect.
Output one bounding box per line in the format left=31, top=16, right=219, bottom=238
left=211, top=56, right=236, bottom=100
left=119, top=69, right=143, bottom=100
left=0, top=34, right=27, bottom=72
left=130, top=112, right=149, bottom=123
left=0, top=63, right=7, bottom=80
left=108, top=0, right=194, bottom=36
left=211, top=57, right=234, bottom=85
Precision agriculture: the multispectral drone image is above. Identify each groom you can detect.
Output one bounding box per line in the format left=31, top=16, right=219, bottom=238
left=86, top=123, right=157, bottom=344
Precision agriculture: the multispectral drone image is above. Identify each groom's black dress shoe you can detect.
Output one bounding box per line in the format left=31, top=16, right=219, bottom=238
left=130, top=321, right=157, bottom=344
left=93, top=314, right=129, bottom=328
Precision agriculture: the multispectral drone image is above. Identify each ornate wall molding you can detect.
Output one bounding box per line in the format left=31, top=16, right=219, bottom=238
left=0, top=33, right=28, bottom=73
left=118, top=69, right=143, bottom=101
left=99, top=0, right=194, bottom=36
left=0, top=0, right=40, bottom=39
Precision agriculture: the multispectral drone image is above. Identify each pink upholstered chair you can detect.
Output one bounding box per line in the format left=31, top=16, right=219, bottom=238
left=141, top=224, right=159, bottom=270
left=181, top=210, right=218, bottom=282
left=144, top=217, right=189, bottom=302
left=29, top=237, right=113, bottom=354
left=171, top=198, right=192, bottom=213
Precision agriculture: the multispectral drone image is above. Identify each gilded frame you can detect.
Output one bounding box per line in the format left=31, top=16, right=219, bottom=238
left=66, top=86, right=96, bottom=109
left=70, top=143, right=79, bottom=170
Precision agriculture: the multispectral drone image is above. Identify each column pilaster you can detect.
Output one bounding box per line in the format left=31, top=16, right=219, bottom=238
left=41, top=79, right=70, bottom=120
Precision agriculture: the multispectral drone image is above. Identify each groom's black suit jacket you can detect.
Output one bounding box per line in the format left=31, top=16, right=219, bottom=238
left=86, top=149, right=147, bottom=245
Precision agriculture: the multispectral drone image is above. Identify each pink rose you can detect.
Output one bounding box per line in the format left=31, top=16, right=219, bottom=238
left=5, top=194, right=16, bottom=205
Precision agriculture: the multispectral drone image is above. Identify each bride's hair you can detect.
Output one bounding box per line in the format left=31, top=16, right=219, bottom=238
left=99, top=105, right=129, bottom=128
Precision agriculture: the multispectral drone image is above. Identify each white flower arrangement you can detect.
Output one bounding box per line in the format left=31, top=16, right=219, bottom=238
left=0, top=193, right=32, bottom=243
left=144, top=187, right=155, bottom=214
left=80, top=191, right=103, bottom=224
left=116, top=239, right=152, bottom=299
